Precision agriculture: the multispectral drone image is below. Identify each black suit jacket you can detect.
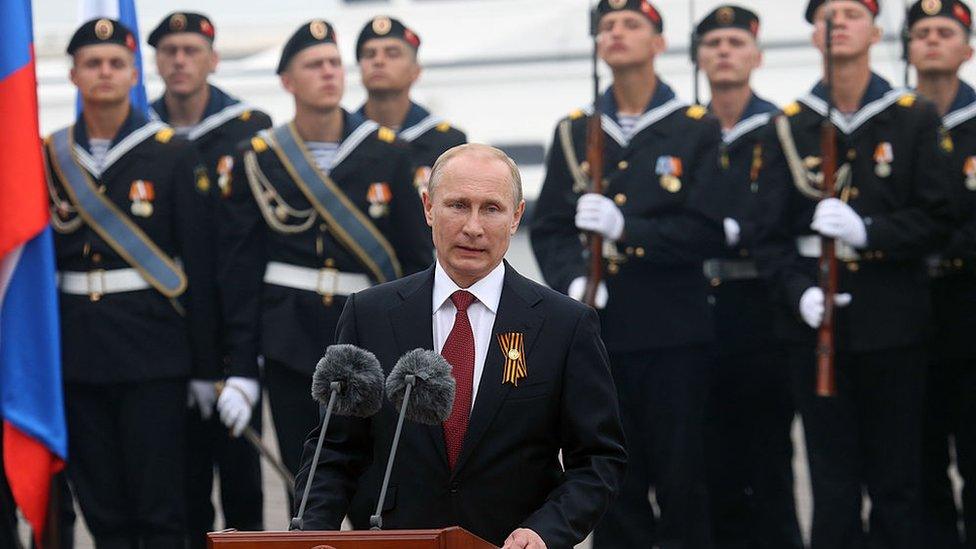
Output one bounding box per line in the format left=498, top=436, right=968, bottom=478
left=293, top=262, right=627, bottom=548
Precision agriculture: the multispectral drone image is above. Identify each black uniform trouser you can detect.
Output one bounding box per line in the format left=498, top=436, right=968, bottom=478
left=922, top=356, right=976, bottom=549
left=790, top=344, right=925, bottom=549
left=592, top=345, right=712, bottom=549
left=264, top=360, right=319, bottom=509
left=705, top=346, right=802, bottom=549
left=185, top=398, right=264, bottom=549
left=65, top=379, right=187, bottom=549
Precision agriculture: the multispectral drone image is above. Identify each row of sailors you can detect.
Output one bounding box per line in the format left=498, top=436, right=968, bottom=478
left=14, top=0, right=976, bottom=548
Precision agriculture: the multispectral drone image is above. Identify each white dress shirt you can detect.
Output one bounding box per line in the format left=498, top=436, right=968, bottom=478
left=432, top=260, right=506, bottom=412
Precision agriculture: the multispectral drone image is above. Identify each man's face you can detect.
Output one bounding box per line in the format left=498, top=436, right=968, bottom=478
left=423, top=153, right=525, bottom=287
left=596, top=11, right=665, bottom=70
left=155, top=33, right=218, bottom=98
left=909, top=17, right=973, bottom=75
left=70, top=44, right=138, bottom=106
left=359, top=37, right=420, bottom=94
left=698, top=28, right=762, bottom=88
left=811, top=1, right=881, bottom=60
left=280, top=44, right=345, bottom=111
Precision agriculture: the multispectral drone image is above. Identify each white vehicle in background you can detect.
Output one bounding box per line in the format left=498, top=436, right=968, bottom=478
left=35, top=0, right=923, bottom=205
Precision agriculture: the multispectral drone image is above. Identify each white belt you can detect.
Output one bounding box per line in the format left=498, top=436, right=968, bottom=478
left=58, top=268, right=151, bottom=297
left=263, top=261, right=372, bottom=296
left=796, top=236, right=860, bottom=262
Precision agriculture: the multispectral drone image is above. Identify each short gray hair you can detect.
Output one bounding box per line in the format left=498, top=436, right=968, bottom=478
left=426, top=143, right=523, bottom=206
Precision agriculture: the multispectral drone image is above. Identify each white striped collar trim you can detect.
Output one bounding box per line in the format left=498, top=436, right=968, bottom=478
left=149, top=103, right=252, bottom=141
left=72, top=120, right=168, bottom=178
left=333, top=120, right=380, bottom=170
left=944, top=101, right=976, bottom=130
left=584, top=98, right=687, bottom=147
left=188, top=103, right=253, bottom=141
left=798, top=89, right=906, bottom=135
left=722, top=112, right=772, bottom=145
left=398, top=114, right=443, bottom=143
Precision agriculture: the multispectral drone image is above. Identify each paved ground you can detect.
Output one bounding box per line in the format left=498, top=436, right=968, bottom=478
left=16, top=230, right=866, bottom=548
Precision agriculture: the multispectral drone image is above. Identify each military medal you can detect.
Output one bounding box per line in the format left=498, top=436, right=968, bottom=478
left=413, top=166, right=431, bottom=193
left=217, top=155, right=234, bottom=198
left=497, top=332, right=527, bottom=386
left=874, top=142, right=893, bottom=178
left=964, top=157, right=976, bottom=191
left=367, top=182, right=392, bottom=218
left=128, top=180, right=155, bottom=217
left=656, top=155, right=683, bottom=193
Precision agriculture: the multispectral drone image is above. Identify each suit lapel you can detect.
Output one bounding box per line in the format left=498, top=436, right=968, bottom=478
left=452, top=264, right=545, bottom=477
left=387, top=266, right=448, bottom=467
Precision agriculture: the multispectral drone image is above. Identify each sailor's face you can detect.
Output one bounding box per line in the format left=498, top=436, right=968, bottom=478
left=909, top=17, right=973, bottom=75
left=281, top=44, right=345, bottom=111
left=71, top=44, right=138, bottom=106
left=359, top=38, right=420, bottom=94
left=597, top=11, right=665, bottom=69
left=812, top=2, right=881, bottom=59
left=155, top=33, right=218, bottom=98
left=698, top=28, right=762, bottom=88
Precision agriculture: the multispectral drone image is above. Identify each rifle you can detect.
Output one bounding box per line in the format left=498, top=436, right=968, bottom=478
left=816, top=10, right=839, bottom=398
left=583, top=3, right=606, bottom=307
left=690, top=0, right=701, bottom=106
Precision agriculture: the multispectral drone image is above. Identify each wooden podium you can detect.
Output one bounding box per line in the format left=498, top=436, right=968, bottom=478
left=207, top=527, right=498, bottom=549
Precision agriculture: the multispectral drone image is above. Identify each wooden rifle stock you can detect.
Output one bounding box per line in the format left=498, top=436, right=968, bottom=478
left=582, top=112, right=605, bottom=307
left=816, top=121, right=838, bottom=398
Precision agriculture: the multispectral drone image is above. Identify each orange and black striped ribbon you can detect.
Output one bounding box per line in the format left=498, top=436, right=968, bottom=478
left=497, top=332, right=527, bottom=386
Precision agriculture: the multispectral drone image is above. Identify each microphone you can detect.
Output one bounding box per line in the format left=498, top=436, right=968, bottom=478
left=370, top=349, right=456, bottom=529
left=290, top=344, right=384, bottom=531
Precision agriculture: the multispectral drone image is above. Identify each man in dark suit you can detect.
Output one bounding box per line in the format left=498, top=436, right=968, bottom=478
left=294, top=144, right=627, bottom=549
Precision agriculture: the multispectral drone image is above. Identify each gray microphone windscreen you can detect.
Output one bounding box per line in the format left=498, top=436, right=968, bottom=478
left=386, top=349, right=456, bottom=425
left=311, top=344, right=384, bottom=417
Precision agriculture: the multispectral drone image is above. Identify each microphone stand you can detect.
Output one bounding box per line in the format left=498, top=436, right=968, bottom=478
left=370, top=374, right=416, bottom=530
left=290, top=381, right=341, bottom=530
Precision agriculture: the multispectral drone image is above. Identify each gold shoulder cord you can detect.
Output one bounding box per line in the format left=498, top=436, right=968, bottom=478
left=558, top=118, right=590, bottom=194
left=44, top=146, right=83, bottom=234
left=243, top=150, right=317, bottom=234
left=774, top=115, right=852, bottom=201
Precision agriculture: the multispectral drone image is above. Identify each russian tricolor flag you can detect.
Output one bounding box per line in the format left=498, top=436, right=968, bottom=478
left=0, top=0, right=68, bottom=544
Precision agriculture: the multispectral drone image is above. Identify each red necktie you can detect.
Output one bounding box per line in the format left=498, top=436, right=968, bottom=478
left=442, top=290, right=475, bottom=469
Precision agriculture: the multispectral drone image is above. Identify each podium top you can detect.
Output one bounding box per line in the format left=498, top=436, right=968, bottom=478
left=207, top=526, right=498, bottom=549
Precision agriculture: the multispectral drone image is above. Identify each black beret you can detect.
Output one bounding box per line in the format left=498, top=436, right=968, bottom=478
left=596, top=0, right=664, bottom=33
left=148, top=12, right=216, bottom=48
left=696, top=5, right=760, bottom=39
left=67, top=18, right=136, bottom=55
left=356, top=16, right=421, bottom=61
left=805, top=0, right=880, bottom=23
left=276, top=20, right=338, bottom=75
left=907, top=0, right=973, bottom=32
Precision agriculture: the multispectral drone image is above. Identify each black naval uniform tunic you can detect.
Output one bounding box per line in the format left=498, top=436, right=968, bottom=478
left=703, top=93, right=803, bottom=549
left=754, top=73, right=952, bottom=549
left=356, top=101, right=466, bottom=188
left=151, top=85, right=272, bottom=543
left=921, top=80, right=976, bottom=548
left=531, top=80, right=724, bottom=549
left=218, top=110, right=433, bottom=481
left=47, top=110, right=218, bottom=547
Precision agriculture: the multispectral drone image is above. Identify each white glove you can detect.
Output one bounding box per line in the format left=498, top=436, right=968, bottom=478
left=567, top=276, right=608, bottom=309
left=810, top=198, right=867, bottom=248
left=217, top=377, right=260, bottom=437
left=187, top=380, right=217, bottom=420
left=575, top=193, right=625, bottom=241
left=723, top=218, right=741, bottom=248
left=799, top=286, right=852, bottom=329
